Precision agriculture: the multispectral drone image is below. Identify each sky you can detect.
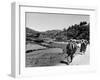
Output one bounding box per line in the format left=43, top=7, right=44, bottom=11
left=26, top=12, right=89, bottom=32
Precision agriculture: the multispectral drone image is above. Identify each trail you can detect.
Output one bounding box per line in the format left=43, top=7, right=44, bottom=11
left=70, top=45, right=90, bottom=65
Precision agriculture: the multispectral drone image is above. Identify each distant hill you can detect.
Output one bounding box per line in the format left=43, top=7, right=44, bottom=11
left=39, top=30, right=62, bottom=39
left=26, top=27, right=40, bottom=37
left=26, top=27, right=41, bottom=44
left=26, top=27, right=63, bottom=43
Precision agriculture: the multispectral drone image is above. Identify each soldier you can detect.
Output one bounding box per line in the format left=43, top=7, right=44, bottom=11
left=80, top=39, right=88, bottom=54
left=66, top=41, right=77, bottom=64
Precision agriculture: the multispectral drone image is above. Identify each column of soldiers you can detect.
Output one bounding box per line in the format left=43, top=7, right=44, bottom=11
left=62, top=39, right=88, bottom=65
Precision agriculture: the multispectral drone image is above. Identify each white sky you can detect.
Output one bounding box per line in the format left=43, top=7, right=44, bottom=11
left=26, top=12, right=89, bottom=32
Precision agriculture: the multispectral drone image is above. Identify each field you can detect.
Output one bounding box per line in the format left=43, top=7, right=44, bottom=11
left=26, top=43, right=64, bottom=67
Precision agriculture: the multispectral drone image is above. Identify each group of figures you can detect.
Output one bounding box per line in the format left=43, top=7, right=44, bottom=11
left=61, top=39, right=88, bottom=65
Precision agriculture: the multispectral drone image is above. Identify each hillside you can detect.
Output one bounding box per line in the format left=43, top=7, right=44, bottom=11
left=26, top=21, right=90, bottom=43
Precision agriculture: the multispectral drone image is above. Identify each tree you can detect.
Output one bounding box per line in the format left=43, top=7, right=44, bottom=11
left=66, top=21, right=90, bottom=43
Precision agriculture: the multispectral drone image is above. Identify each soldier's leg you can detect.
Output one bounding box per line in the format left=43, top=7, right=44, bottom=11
left=67, top=56, right=71, bottom=63
left=60, top=61, right=69, bottom=65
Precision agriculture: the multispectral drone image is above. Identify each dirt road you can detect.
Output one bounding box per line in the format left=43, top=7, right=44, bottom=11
left=70, top=45, right=90, bottom=65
